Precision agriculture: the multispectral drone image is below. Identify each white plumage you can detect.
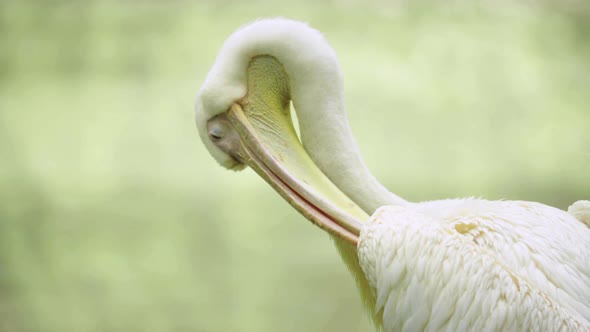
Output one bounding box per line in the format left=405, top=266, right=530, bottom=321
left=195, top=18, right=590, bottom=332
left=360, top=204, right=590, bottom=331
left=360, top=200, right=590, bottom=331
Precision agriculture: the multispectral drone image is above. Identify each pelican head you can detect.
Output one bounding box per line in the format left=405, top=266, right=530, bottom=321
left=197, top=50, right=366, bottom=244
left=195, top=17, right=406, bottom=239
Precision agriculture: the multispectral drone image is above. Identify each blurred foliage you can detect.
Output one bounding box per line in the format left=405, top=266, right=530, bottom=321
left=0, top=1, right=589, bottom=331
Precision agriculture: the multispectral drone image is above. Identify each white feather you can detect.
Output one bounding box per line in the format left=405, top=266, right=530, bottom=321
left=569, top=200, right=590, bottom=227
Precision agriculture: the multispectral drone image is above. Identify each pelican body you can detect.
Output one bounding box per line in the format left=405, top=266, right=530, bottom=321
left=195, top=18, right=590, bottom=331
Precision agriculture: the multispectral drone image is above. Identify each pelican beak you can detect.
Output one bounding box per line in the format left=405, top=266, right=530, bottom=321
left=204, top=56, right=368, bottom=245
left=222, top=102, right=367, bottom=245
left=228, top=104, right=368, bottom=246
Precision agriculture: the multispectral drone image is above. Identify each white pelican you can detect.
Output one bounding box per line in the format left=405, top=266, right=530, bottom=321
left=195, top=18, right=590, bottom=331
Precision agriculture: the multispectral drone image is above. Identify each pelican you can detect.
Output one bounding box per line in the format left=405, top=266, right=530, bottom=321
left=195, top=18, right=590, bottom=331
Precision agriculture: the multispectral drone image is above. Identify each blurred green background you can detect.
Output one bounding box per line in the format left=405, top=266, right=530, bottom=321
left=1, top=1, right=589, bottom=331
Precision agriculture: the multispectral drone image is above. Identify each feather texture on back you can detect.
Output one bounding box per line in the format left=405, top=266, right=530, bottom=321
left=359, top=202, right=590, bottom=331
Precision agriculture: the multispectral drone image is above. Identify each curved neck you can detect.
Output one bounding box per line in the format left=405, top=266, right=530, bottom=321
left=199, top=19, right=406, bottom=213
left=288, top=56, right=406, bottom=213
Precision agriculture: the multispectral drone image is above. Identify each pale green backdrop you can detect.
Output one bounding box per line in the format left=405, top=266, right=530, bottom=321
left=1, top=1, right=589, bottom=331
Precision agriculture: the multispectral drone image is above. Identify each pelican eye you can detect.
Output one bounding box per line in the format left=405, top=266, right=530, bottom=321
left=209, top=126, right=224, bottom=141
